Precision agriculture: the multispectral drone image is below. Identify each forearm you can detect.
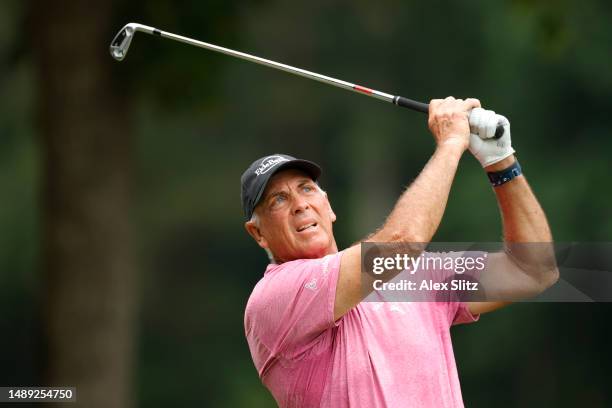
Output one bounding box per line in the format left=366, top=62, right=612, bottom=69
left=488, top=156, right=558, bottom=287
left=370, top=143, right=464, bottom=243
left=488, top=156, right=552, bottom=243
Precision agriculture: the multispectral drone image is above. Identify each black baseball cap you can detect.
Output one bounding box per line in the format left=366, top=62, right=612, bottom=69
left=241, top=154, right=322, bottom=220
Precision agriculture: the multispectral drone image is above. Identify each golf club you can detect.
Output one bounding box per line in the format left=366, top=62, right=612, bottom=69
left=110, top=23, right=504, bottom=139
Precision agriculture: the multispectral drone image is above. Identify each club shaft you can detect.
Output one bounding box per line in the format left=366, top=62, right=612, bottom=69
left=114, top=23, right=504, bottom=139
left=115, top=23, right=504, bottom=139
left=142, top=26, right=428, bottom=112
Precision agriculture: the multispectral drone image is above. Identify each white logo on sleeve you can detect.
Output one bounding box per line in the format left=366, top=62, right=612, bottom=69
left=255, top=155, right=290, bottom=176
left=389, top=304, right=405, bottom=314
left=304, top=279, right=318, bottom=290
left=305, top=256, right=333, bottom=291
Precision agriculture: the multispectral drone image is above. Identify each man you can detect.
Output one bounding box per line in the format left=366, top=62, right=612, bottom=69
left=241, top=97, right=558, bottom=407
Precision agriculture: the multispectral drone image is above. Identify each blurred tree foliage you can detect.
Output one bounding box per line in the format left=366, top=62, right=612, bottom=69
left=1, top=0, right=611, bottom=407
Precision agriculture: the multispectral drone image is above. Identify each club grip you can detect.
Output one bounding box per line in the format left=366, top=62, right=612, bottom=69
left=394, top=95, right=505, bottom=139
left=394, top=96, right=429, bottom=113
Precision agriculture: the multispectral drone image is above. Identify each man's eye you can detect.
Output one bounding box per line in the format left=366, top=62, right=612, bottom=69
left=270, top=195, right=286, bottom=208
left=303, top=185, right=313, bottom=192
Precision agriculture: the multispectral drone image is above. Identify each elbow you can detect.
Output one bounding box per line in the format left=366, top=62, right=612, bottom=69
left=506, top=242, right=559, bottom=294
left=529, top=266, right=559, bottom=295
left=387, top=230, right=428, bottom=245
left=541, top=266, right=560, bottom=290
left=384, top=230, right=428, bottom=257
left=537, top=249, right=560, bottom=292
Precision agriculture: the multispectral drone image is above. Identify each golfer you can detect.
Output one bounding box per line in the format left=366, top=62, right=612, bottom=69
left=241, top=97, right=558, bottom=407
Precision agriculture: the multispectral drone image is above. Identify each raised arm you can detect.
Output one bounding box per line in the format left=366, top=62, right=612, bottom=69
left=334, top=97, right=481, bottom=320
left=467, top=155, right=559, bottom=315
left=465, top=110, right=559, bottom=315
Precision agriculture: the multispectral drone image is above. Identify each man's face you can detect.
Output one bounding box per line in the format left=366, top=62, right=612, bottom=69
left=245, top=169, right=337, bottom=263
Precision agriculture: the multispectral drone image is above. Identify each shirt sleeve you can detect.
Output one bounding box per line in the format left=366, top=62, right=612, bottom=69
left=451, top=302, right=480, bottom=325
left=249, top=252, right=343, bottom=361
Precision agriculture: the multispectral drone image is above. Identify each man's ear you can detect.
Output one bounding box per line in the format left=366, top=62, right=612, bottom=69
left=245, top=220, right=269, bottom=249
left=324, top=193, right=337, bottom=223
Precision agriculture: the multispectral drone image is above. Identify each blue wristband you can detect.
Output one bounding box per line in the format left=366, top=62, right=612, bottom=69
left=487, top=160, right=522, bottom=187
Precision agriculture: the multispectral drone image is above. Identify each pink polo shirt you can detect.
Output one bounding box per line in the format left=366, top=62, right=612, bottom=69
left=244, top=251, right=479, bottom=408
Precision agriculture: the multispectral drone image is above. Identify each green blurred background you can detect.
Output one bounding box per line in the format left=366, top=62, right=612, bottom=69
left=1, top=0, right=611, bottom=407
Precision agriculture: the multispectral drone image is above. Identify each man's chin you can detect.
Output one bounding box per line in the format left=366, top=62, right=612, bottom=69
left=299, top=240, right=333, bottom=259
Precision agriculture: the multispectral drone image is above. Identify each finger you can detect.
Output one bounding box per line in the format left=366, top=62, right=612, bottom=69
left=483, top=110, right=497, bottom=139
left=453, top=98, right=470, bottom=116
left=443, top=96, right=455, bottom=108
left=429, top=99, right=443, bottom=109
left=469, top=133, right=483, bottom=154
left=428, top=100, right=443, bottom=124
left=469, top=107, right=484, bottom=134
left=457, top=101, right=471, bottom=119
left=443, top=97, right=468, bottom=116
left=476, top=110, right=487, bottom=137
left=497, top=114, right=510, bottom=127
left=464, top=98, right=481, bottom=109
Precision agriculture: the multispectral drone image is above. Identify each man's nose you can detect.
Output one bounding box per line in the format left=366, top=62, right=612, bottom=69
left=292, top=195, right=310, bottom=214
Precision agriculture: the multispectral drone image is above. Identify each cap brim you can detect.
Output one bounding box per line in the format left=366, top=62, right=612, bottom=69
left=252, top=159, right=322, bottom=213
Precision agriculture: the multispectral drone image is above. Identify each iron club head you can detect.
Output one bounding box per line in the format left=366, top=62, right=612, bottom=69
left=109, top=23, right=157, bottom=61
left=109, top=23, right=137, bottom=61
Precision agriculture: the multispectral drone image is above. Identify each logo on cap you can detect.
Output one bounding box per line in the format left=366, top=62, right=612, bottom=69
left=255, top=155, right=290, bottom=176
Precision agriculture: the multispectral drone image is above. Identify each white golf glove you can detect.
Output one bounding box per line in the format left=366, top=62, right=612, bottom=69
left=468, top=107, right=515, bottom=167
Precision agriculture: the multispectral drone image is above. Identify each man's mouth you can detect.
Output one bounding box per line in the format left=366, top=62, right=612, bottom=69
left=296, top=222, right=317, bottom=232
